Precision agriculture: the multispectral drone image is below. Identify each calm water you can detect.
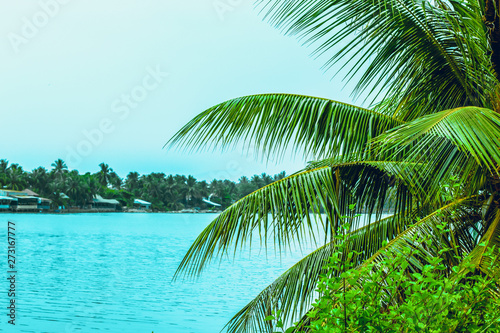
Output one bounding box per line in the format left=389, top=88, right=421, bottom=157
left=0, top=213, right=318, bottom=333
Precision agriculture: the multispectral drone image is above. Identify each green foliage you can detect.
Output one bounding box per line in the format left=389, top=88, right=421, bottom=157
left=0, top=158, right=285, bottom=211
left=285, top=222, right=500, bottom=332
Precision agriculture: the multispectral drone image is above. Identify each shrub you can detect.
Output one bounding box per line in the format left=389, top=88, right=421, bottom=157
left=270, top=222, right=500, bottom=332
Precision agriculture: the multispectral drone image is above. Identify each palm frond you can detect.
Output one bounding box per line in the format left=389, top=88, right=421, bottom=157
left=360, top=197, right=477, bottom=271
left=256, top=0, right=496, bottom=118
left=467, top=209, right=500, bottom=277
left=174, top=166, right=340, bottom=279
left=373, top=107, right=500, bottom=183
left=307, top=157, right=423, bottom=210
left=174, top=158, right=417, bottom=279
left=224, top=214, right=416, bottom=333
left=167, top=94, right=402, bottom=161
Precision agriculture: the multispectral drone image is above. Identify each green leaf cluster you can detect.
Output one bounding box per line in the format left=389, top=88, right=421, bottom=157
left=303, top=223, right=500, bottom=332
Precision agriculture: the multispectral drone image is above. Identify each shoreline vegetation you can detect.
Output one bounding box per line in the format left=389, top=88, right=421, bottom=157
left=0, top=158, right=286, bottom=213
left=0, top=209, right=220, bottom=214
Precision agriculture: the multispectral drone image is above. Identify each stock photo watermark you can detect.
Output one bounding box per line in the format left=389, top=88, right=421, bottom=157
left=65, top=65, right=169, bottom=167
left=6, top=221, right=17, bottom=326
left=7, top=0, right=73, bottom=54
left=213, top=0, right=244, bottom=21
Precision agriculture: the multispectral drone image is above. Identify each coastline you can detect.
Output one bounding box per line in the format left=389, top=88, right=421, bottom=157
left=0, top=209, right=221, bottom=214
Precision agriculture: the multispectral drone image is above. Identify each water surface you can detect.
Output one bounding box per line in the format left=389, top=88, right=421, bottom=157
left=0, top=213, right=318, bottom=333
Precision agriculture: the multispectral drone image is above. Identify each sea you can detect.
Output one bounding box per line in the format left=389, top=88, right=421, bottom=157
left=0, top=213, right=322, bottom=333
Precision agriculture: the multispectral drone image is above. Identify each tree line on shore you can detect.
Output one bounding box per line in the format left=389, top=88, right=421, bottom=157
left=0, top=158, right=286, bottom=211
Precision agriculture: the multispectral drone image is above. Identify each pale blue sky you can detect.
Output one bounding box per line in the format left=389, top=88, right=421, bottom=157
left=1, top=0, right=363, bottom=181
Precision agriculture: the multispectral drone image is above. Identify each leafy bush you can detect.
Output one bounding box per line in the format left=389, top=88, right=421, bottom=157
left=270, top=222, right=500, bottom=332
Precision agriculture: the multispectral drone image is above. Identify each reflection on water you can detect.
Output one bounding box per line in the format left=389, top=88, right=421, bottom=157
left=0, top=213, right=318, bottom=333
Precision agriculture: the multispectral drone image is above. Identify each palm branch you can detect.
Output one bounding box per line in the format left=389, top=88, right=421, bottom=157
left=256, top=0, right=495, bottom=119
left=167, top=94, right=402, bottom=161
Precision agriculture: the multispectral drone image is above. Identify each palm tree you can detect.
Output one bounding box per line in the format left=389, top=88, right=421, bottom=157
left=51, top=159, right=67, bottom=175
left=97, top=163, right=112, bottom=188
left=0, top=160, right=8, bottom=188
left=143, top=177, right=165, bottom=208
left=109, top=171, right=123, bottom=190
left=51, top=159, right=68, bottom=187
left=236, top=176, right=257, bottom=198
left=273, top=171, right=286, bottom=182
left=184, top=175, right=199, bottom=206
left=6, top=165, right=26, bottom=191
left=29, top=167, right=49, bottom=195
left=0, top=159, right=8, bottom=174
left=82, top=173, right=100, bottom=204
left=65, top=171, right=86, bottom=207
left=169, top=1, right=500, bottom=332
left=125, top=171, right=140, bottom=193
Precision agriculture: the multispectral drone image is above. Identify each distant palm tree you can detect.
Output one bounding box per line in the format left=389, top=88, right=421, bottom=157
left=48, top=181, right=65, bottom=208
left=51, top=159, right=67, bottom=174
left=6, top=166, right=26, bottom=191
left=82, top=173, right=100, bottom=204
left=29, top=167, right=49, bottom=195
left=144, top=178, right=164, bottom=204
left=250, top=174, right=264, bottom=189
left=184, top=175, right=199, bottom=206
left=125, top=172, right=140, bottom=192
left=196, top=180, right=209, bottom=200
left=65, top=171, right=87, bottom=207
left=51, top=159, right=68, bottom=186
left=237, top=176, right=257, bottom=197
left=273, top=171, right=286, bottom=182
left=109, top=172, right=123, bottom=190
left=0, top=159, right=8, bottom=174
left=163, top=174, right=179, bottom=203
left=97, top=163, right=112, bottom=188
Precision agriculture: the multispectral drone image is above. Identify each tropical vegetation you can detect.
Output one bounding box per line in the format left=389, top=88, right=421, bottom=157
left=0, top=159, right=284, bottom=211
left=267, top=222, right=500, bottom=332
left=169, top=0, right=500, bottom=331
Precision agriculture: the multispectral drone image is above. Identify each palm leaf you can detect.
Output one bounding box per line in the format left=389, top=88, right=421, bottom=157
left=224, top=214, right=416, bottom=333
left=167, top=94, right=402, bottom=161
left=467, top=208, right=500, bottom=277
left=256, top=0, right=495, bottom=119
left=174, top=158, right=417, bottom=279
left=174, top=166, right=340, bottom=278
left=360, top=196, right=477, bottom=272
left=307, top=157, right=423, bottom=210
left=373, top=107, right=500, bottom=184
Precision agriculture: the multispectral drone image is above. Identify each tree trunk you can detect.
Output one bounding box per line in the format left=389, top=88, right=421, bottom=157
left=485, top=0, right=500, bottom=77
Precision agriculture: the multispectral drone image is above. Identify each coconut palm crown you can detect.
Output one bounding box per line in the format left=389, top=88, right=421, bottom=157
left=168, top=1, right=500, bottom=332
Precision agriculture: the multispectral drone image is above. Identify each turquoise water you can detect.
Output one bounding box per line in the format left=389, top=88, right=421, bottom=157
left=0, top=213, right=315, bottom=333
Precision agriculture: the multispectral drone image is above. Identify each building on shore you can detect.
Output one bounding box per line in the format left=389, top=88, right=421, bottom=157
left=0, top=196, right=17, bottom=211
left=11, top=195, right=39, bottom=211
left=91, top=195, right=121, bottom=211
left=0, top=189, right=52, bottom=212
left=133, top=199, right=152, bottom=210
left=38, top=198, right=51, bottom=210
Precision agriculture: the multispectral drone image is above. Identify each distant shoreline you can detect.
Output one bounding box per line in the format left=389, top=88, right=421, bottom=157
left=0, top=209, right=221, bottom=214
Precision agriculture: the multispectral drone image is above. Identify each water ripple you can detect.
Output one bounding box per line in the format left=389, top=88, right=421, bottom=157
left=0, top=213, right=318, bottom=332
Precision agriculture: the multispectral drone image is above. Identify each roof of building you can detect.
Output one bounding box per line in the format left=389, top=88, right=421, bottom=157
left=0, top=196, right=17, bottom=201
left=0, top=189, right=27, bottom=195
left=134, top=199, right=152, bottom=205
left=22, top=189, right=39, bottom=197
left=93, top=195, right=120, bottom=205
left=12, top=195, right=39, bottom=200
